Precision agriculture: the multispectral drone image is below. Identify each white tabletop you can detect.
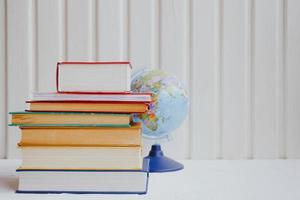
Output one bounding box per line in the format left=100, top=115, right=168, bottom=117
left=1, top=159, right=300, bottom=200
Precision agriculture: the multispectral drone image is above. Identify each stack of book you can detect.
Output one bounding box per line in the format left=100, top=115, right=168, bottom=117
left=10, top=62, right=151, bottom=194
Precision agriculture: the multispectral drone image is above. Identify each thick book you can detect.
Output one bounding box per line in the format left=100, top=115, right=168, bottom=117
left=18, top=123, right=141, bottom=147
left=56, top=61, right=132, bottom=93
left=19, top=146, right=142, bottom=170
left=16, top=159, right=149, bottom=194
left=26, top=101, right=148, bottom=113
left=31, top=92, right=152, bottom=103
left=9, top=112, right=131, bottom=127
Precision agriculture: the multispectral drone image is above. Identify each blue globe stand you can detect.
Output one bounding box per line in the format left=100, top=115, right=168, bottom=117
left=145, top=144, right=184, bottom=173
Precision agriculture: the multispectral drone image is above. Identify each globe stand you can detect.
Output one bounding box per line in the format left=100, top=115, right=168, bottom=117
left=145, top=144, right=184, bottom=173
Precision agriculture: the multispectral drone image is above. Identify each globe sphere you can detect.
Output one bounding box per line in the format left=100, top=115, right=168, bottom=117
left=131, top=68, right=188, bottom=139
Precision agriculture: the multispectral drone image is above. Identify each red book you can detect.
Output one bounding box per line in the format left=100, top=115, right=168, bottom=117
left=56, top=62, right=132, bottom=94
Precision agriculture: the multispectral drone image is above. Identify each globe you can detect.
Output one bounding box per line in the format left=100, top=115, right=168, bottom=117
left=131, top=68, right=188, bottom=140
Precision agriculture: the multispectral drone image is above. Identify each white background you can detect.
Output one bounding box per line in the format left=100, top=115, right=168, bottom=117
left=0, top=0, right=300, bottom=159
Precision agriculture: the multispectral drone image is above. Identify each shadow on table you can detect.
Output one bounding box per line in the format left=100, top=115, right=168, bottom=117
left=0, top=175, right=18, bottom=192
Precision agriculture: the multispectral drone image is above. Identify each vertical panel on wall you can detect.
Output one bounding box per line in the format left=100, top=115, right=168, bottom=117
left=37, top=0, right=61, bottom=92
left=67, top=0, right=94, bottom=60
left=183, top=0, right=191, bottom=159
left=213, top=0, right=223, bottom=159
left=222, top=0, right=246, bottom=159
left=7, top=0, right=32, bottom=158
left=150, top=0, right=160, bottom=68
left=253, top=0, right=277, bottom=158
left=129, top=0, right=152, bottom=69
left=0, top=0, right=6, bottom=158
left=190, top=0, right=215, bottom=159
left=159, top=0, right=189, bottom=159
left=58, top=0, right=67, bottom=61
left=244, top=0, right=254, bottom=159
left=275, top=0, right=287, bottom=158
left=286, top=0, right=300, bottom=158
left=120, top=0, right=128, bottom=60
left=97, top=0, right=123, bottom=60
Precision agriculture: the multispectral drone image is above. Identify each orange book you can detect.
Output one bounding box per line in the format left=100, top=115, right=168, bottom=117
left=26, top=101, right=148, bottom=113
left=19, top=123, right=141, bottom=147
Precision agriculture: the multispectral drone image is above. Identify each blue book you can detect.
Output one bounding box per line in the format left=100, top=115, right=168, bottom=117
left=16, top=159, right=149, bottom=195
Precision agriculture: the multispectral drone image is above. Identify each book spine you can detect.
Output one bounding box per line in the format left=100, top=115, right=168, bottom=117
left=19, top=128, right=141, bottom=146
left=26, top=100, right=151, bottom=104
left=56, top=62, right=59, bottom=92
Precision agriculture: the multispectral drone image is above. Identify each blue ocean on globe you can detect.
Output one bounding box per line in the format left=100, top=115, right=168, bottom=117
left=131, top=68, right=188, bottom=139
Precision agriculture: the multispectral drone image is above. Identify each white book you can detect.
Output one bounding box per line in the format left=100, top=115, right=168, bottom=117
left=57, top=62, right=132, bottom=93
left=31, top=92, right=152, bottom=102
left=20, top=146, right=143, bottom=170
left=17, top=159, right=149, bottom=194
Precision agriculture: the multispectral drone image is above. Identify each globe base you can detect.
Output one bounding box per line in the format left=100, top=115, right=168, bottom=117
left=145, top=144, right=184, bottom=173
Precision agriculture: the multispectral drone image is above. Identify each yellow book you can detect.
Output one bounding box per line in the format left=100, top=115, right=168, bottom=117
left=10, top=112, right=131, bottom=127
left=19, top=123, right=141, bottom=147
left=19, top=146, right=143, bottom=170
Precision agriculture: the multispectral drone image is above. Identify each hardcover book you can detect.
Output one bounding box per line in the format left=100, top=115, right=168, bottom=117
left=26, top=101, right=149, bottom=113
left=18, top=123, right=141, bottom=147
left=31, top=92, right=152, bottom=103
left=19, top=146, right=143, bottom=170
left=10, top=112, right=131, bottom=127
left=16, top=159, right=149, bottom=194
left=56, top=62, right=132, bottom=93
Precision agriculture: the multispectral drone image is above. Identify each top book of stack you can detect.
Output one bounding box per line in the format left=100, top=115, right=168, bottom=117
left=57, top=61, right=132, bottom=93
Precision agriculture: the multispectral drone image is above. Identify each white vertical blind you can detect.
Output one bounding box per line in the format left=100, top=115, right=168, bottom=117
left=97, top=0, right=124, bottom=60
left=6, top=0, right=31, bottom=158
left=0, top=0, right=6, bottom=158
left=37, top=0, right=61, bottom=92
left=253, top=0, right=277, bottom=158
left=1, top=0, right=300, bottom=159
left=286, top=0, right=300, bottom=158
left=222, top=0, right=246, bottom=159
left=190, top=0, right=216, bottom=159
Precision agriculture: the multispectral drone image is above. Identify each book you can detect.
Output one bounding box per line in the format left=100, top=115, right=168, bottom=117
left=18, top=123, right=141, bottom=147
left=31, top=92, right=152, bottom=103
left=10, top=112, right=131, bottom=127
left=26, top=101, right=148, bottom=113
left=19, top=146, right=142, bottom=170
left=56, top=62, right=132, bottom=93
left=16, top=159, right=149, bottom=194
